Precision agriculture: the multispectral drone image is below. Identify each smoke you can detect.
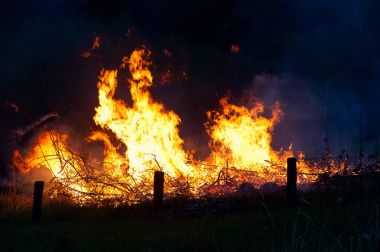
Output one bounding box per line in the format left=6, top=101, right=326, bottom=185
left=249, top=74, right=376, bottom=156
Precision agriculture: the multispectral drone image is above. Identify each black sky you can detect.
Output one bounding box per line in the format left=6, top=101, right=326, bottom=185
left=1, top=0, right=379, bottom=170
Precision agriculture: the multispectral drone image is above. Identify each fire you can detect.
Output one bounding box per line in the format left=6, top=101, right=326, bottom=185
left=12, top=47, right=313, bottom=204
left=13, top=131, right=69, bottom=176
left=206, top=97, right=285, bottom=169
left=88, top=131, right=128, bottom=173
left=93, top=49, right=195, bottom=180
left=13, top=131, right=89, bottom=194
left=205, top=97, right=294, bottom=183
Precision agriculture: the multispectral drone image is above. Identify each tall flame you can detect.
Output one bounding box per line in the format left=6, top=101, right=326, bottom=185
left=206, top=97, right=284, bottom=169
left=93, top=49, right=195, bottom=180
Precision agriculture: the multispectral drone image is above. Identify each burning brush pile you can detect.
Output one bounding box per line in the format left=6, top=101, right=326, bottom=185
left=10, top=48, right=362, bottom=205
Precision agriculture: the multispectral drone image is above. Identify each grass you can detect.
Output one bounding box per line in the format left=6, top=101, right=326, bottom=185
left=0, top=187, right=379, bottom=251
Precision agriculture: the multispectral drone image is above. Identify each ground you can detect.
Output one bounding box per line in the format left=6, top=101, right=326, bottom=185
left=0, top=191, right=378, bottom=251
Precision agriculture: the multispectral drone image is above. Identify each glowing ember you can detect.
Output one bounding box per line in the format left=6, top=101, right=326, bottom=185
left=230, top=44, right=240, bottom=54
left=82, top=35, right=101, bottom=58
left=6, top=102, right=19, bottom=112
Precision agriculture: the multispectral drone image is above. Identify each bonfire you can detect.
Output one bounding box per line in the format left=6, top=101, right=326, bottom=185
left=12, top=48, right=353, bottom=205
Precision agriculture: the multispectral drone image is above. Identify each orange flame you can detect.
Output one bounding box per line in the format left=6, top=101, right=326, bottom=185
left=206, top=97, right=282, bottom=168
left=13, top=131, right=90, bottom=194
left=93, top=49, right=195, bottom=181
left=205, top=97, right=294, bottom=183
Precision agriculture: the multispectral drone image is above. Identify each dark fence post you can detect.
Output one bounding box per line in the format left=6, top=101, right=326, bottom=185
left=287, top=157, right=297, bottom=206
left=153, top=171, right=164, bottom=210
left=32, top=181, right=44, bottom=221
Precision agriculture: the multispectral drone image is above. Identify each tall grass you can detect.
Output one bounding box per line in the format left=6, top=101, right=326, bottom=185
left=0, top=183, right=379, bottom=251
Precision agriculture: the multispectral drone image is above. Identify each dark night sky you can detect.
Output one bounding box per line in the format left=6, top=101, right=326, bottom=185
left=0, top=0, right=379, bottom=170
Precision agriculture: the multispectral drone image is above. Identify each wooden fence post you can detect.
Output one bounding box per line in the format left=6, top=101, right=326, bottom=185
left=153, top=171, right=164, bottom=209
left=32, top=181, right=44, bottom=221
left=287, top=157, right=297, bottom=206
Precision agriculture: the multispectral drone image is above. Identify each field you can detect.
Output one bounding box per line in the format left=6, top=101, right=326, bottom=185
left=0, top=179, right=379, bottom=252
